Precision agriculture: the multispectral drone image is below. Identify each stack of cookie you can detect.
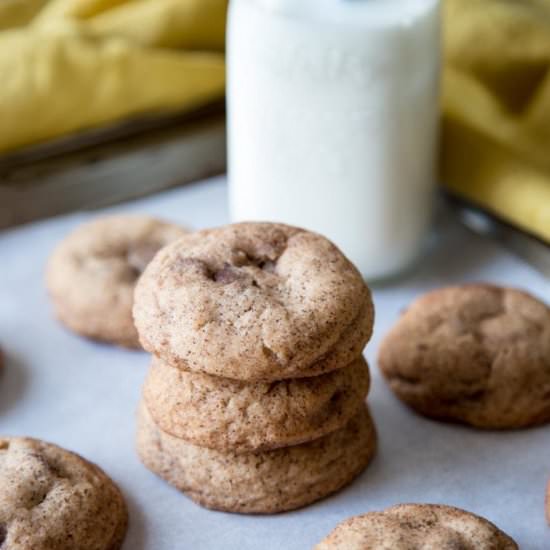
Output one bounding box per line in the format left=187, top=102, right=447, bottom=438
left=133, top=222, right=376, bottom=514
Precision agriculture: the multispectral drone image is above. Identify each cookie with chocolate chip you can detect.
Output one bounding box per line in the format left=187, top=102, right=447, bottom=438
left=46, top=214, right=187, bottom=348
left=0, top=437, right=127, bottom=550
left=378, top=284, right=550, bottom=429
left=134, top=222, right=374, bottom=381
left=314, top=504, right=517, bottom=549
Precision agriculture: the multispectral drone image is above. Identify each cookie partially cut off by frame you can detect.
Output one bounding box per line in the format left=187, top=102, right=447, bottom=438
left=0, top=437, right=128, bottom=550
left=313, top=504, right=518, bottom=549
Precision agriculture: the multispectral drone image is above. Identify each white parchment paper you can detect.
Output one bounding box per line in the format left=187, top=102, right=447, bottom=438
left=0, top=177, right=548, bottom=549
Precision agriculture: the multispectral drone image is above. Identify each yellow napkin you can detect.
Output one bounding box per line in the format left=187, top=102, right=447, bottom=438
left=442, top=0, right=550, bottom=243
left=0, top=0, right=227, bottom=153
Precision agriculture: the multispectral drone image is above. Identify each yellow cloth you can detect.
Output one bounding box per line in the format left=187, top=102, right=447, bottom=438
left=0, top=0, right=227, bottom=153
left=442, top=0, right=550, bottom=243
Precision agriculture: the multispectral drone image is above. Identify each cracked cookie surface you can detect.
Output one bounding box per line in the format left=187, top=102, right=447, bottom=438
left=0, top=437, right=127, bottom=550
left=143, top=355, right=370, bottom=453
left=137, top=401, right=376, bottom=514
left=46, top=214, right=187, bottom=348
left=133, top=222, right=373, bottom=381
left=314, top=504, right=517, bottom=549
left=378, top=284, right=550, bottom=428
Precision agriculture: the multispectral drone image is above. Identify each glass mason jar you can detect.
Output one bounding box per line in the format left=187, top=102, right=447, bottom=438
left=227, top=0, right=441, bottom=280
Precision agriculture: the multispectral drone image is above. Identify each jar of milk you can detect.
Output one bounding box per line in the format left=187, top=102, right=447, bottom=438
left=227, top=0, right=441, bottom=280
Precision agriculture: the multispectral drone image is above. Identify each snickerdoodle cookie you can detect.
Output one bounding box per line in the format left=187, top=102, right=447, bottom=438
left=133, top=222, right=373, bottom=381
left=46, top=214, right=187, bottom=348
left=378, top=284, right=550, bottom=428
left=314, top=504, right=517, bottom=549
left=136, top=401, right=376, bottom=514
left=0, top=437, right=127, bottom=550
left=143, top=355, right=370, bottom=452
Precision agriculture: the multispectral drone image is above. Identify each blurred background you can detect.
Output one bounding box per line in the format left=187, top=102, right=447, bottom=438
left=0, top=0, right=548, bottom=276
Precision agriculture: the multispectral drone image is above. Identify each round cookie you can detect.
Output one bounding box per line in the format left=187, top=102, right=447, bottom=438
left=0, top=437, right=127, bottom=550
left=46, top=214, right=187, bottom=348
left=378, top=284, right=550, bottom=429
left=136, top=401, right=376, bottom=514
left=314, top=504, right=517, bottom=549
left=143, top=355, right=370, bottom=453
left=133, top=222, right=374, bottom=381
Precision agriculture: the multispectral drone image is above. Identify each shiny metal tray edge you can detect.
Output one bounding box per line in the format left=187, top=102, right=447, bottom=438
left=445, top=193, right=550, bottom=279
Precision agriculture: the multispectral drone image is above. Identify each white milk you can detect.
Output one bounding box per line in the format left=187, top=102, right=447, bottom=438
left=227, top=0, right=441, bottom=280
